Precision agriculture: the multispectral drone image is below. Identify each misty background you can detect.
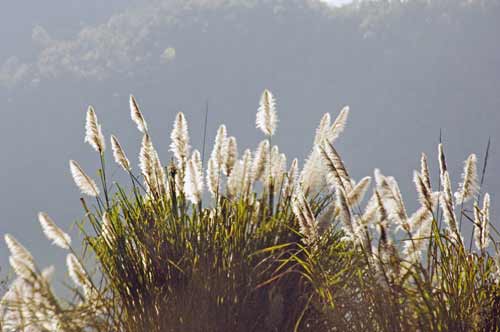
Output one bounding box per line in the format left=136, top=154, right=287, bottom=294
left=1, top=0, right=499, bottom=284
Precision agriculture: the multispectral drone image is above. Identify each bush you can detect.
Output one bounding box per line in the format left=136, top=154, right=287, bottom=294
left=1, top=90, right=499, bottom=331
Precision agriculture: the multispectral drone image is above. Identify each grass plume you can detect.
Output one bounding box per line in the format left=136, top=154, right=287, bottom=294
left=2, top=90, right=499, bottom=332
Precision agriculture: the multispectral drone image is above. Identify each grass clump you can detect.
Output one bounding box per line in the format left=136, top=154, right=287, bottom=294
left=1, top=90, right=499, bottom=332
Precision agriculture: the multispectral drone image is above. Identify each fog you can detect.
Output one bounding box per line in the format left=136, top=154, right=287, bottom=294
left=1, top=0, right=499, bottom=284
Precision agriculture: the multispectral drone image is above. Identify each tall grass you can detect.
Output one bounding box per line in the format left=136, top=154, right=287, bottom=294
left=1, top=91, right=499, bottom=332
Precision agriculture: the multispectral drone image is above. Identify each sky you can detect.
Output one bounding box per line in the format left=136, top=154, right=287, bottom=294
left=1, top=0, right=499, bottom=289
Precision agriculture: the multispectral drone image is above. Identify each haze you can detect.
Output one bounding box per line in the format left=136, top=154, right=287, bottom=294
left=1, top=0, right=499, bottom=283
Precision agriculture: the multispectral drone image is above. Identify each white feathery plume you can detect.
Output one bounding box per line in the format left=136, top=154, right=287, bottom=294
left=283, top=158, right=299, bottom=199
left=191, top=150, right=203, bottom=195
left=276, top=153, right=287, bottom=189
left=314, top=113, right=331, bottom=145
left=374, top=169, right=409, bottom=231
left=84, top=106, right=105, bottom=154
left=420, top=153, right=431, bottom=190
left=316, top=144, right=340, bottom=191
left=9, top=256, right=36, bottom=280
left=300, top=115, right=332, bottom=192
left=191, top=149, right=203, bottom=175
left=300, top=109, right=350, bottom=193
left=170, top=112, right=190, bottom=171
left=473, top=202, right=482, bottom=251
left=66, top=254, right=92, bottom=296
left=404, top=207, right=433, bottom=262
left=129, top=95, right=148, bottom=133
left=266, top=145, right=286, bottom=188
left=211, top=125, right=228, bottom=169
left=184, top=151, right=204, bottom=204
left=440, top=171, right=461, bottom=244
left=337, top=187, right=355, bottom=239
left=348, top=176, right=371, bottom=206
left=38, top=212, right=71, bottom=249
left=327, top=142, right=352, bottom=192
left=227, top=160, right=244, bottom=199
left=241, top=149, right=254, bottom=198
left=205, top=128, right=226, bottom=198
left=373, top=169, right=386, bottom=189
left=474, top=193, right=491, bottom=252
left=319, top=142, right=352, bottom=193
left=454, top=154, right=479, bottom=204
left=152, top=150, right=167, bottom=195
left=256, top=89, right=278, bottom=136
left=317, top=145, right=336, bottom=189
left=139, top=134, right=155, bottom=191
left=414, top=171, right=433, bottom=212
left=1, top=277, right=21, bottom=303
left=481, top=193, right=491, bottom=247
left=481, top=193, right=491, bottom=250
left=205, top=126, right=226, bottom=198
left=1, top=279, right=43, bottom=332
left=272, top=150, right=286, bottom=180
left=409, top=206, right=433, bottom=233
left=327, top=106, right=349, bottom=142
left=361, top=193, right=378, bottom=226
left=291, top=188, right=318, bottom=245
left=374, top=189, right=389, bottom=227
left=32, top=290, right=56, bottom=328
left=69, top=160, right=100, bottom=197
left=43, top=316, right=62, bottom=332
left=0, top=281, right=22, bottom=329
left=139, top=134, right=166, bottom=196
left=111, top=135, right=131, bottom=171
left=403, top=191, right=438, bottom=262
left=374, top=169, right=393, bottom=202
left=374, top=191, right=397, bottom=267
left=206, top=158, right=219, bottom=197
left=223, top=136, right=238, bottom=176
left=386, top=176, right=409, bottom=227
left=3, top=277, right=51, bottom=332
left=4, top=234, right=36, bottom=272
left=252, top=140, right=269, bottom=182
left=353, top=216, right=369, bottom=248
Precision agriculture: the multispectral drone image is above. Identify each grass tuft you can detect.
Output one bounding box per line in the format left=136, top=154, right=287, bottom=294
left=2, top=91, right=499, bottom=332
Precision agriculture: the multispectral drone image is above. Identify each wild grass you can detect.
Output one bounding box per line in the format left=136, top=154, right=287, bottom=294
left=1, top=90, right=499, bottom=332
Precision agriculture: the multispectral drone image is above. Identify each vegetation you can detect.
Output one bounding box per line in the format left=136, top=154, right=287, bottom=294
left=0, top=90, right=499, bottom=331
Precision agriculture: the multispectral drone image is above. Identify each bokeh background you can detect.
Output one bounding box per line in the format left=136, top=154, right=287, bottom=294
left=1, top=0, right=499, bottom=285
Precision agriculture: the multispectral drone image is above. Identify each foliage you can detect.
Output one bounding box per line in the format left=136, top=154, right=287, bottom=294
left=1, top=90, right=499, bottom=332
